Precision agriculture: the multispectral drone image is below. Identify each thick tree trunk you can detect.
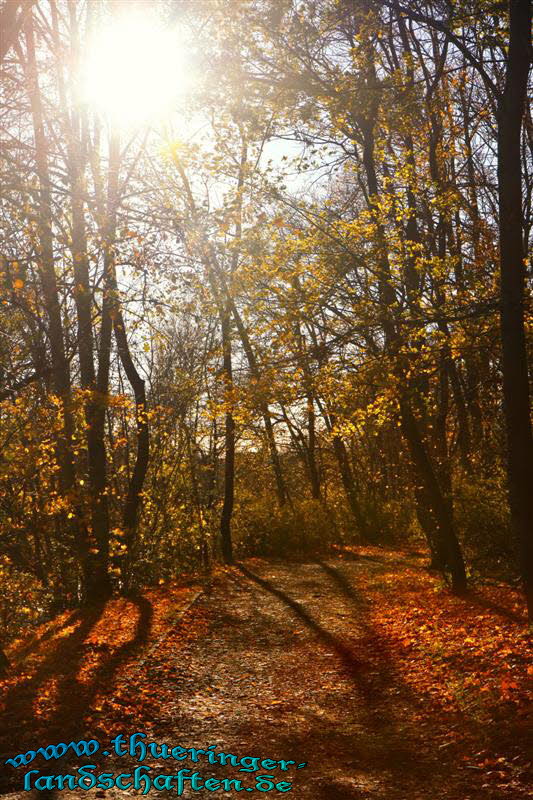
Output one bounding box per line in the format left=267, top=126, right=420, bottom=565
left=24, top=13, right=102, bottom=598
left=386, top=0, right=532, bottom=613
left=81, top=131, right=123, bottom=602
left=497, top=0, right=533, bottom=618
left=89, top=124, right=149, bottom=591
left=414, top=484, right=447, bottom=570
left=56, top=7, right=112, bottom=601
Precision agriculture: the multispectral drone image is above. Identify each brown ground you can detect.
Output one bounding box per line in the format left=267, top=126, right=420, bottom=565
left=1, top=551, right=531, bottom=800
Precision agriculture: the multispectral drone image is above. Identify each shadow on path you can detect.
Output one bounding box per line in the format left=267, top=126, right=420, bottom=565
left=0, top=595, right=153, bottom=795
left=235, top=559, right=491, bottom=800
left=237, top=564, right=362, bottom=676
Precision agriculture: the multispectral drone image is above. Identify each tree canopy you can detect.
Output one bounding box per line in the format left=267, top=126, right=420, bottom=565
left=0, top=0, right=531, bottom=638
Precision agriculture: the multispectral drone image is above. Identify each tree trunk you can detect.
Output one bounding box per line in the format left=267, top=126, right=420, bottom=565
left=54, top=0, right=113, bottom=602
left=359, top=108, right=467, bottom=592
left=221, top=297, right=288, bottom=507
left=331, top=433, right=373, bottom=543
left=306, top=392, right=321, bottom=500
left=262, top=410, right=288, bottom=507
left=497, top=0, right=533, bottom=618
left=113, top=308, right=150, bottom=588
left=220, top=304, right=235, bottom=564
left=0, top=647, right=9, bottom=677
left=24, top=12, right=102, bottom=597
left=400, top=400, right=467, bottom=592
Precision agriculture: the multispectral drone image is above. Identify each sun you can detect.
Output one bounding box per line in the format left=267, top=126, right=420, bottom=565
left=82, top=11, right=193, bottom=128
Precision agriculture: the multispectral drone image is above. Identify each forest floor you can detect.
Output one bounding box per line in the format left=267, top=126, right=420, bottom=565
left=0, top=547, right=531, bottom=800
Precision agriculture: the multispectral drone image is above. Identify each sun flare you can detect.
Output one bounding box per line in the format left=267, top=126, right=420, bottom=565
left=82, top=12, right=193, bottom=128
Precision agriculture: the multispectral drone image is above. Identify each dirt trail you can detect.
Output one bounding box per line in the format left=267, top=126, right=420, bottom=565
left=3, top=555, right=525, bottom=800
left=113, top=557, right=503, bottom=799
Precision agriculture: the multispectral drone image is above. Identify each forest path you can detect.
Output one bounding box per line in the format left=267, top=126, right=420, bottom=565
left=125, top=556, right=503, bottom=800
left=3, top=552, right=529, bottom=800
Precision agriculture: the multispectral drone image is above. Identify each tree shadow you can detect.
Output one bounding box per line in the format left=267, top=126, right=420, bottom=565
left=9, top=608, right=82, bottom=664
left=235, top=560, right=487, bottom=800
left=237, top=564, right=362, bottom=676
left=313, top=560, right=529, bottom=796
left=463, top=590, right=526, bottom=625
left=0, top=595, right=153, bottom=794
left=316, top=560, right=365, bottom=606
